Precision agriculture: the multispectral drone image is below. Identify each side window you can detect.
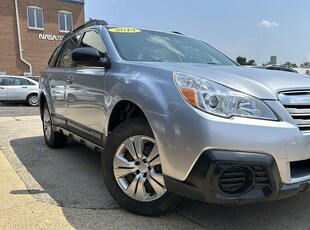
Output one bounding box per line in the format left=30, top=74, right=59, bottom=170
left=80, top=30, right=106, bottom=57
left=8, top=78, right=27, bottom=86
left=0, top=77, right=6, bottom=86
left=58, top=35, right=80, bottom=68
left=26, top=80, right=35, bottom=85
left=48, top=45, right=62, bottom=67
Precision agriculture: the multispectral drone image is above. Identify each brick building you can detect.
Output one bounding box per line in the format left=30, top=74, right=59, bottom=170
left=0, top=0, right=85, bottom=76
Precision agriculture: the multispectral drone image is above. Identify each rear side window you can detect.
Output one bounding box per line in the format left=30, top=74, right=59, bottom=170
left=58, top=35, right=80, bottom=68
left=26, top=80, right=35, bottom=85
left=0, top=77, right=6, bottom=85
left=48, top=45, right=62, bottom=67
left=80, top=30, right=106, bottom=57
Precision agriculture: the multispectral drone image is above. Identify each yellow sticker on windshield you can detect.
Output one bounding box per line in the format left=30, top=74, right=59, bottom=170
left=108, top=28, right=141, bottom=33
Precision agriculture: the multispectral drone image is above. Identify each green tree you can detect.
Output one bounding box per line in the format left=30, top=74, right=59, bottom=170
left=236, top=56, right=257, bottom=66
left=247, top=59, right=256, bottom=66
left=283, top=62, right=298, bottom=68
left=300, top=62, right=310, bottom=68
left=291, top=63, right=298, bottom=68
left=236, top=56, right=247, bottom=65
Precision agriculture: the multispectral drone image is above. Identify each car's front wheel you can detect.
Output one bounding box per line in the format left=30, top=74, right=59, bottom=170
left=42, top=103, right=68, bottom=148
left=102, top=118, right=182, bottom=216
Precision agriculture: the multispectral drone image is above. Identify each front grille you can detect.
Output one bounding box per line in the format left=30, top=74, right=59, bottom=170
left=279, top=91, right=310, bottom=132
left=290, top=159, right=310, bottom=179
left=253, top=166, right=269, bottom=185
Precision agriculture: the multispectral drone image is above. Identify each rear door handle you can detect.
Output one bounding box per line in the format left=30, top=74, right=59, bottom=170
left=0, top=87, right=4, bottom=89
left=67, top=75, right=74, bottom=84
left=22, top=86, right=28, bottom=89
left=48, top=74, right=53, bottom=80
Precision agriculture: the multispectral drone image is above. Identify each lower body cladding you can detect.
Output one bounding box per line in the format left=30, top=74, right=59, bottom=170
left=164, top=150, right=310, bottom=204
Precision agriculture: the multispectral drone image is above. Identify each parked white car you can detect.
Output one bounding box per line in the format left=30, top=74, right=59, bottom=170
left=0, top=75, right=39, bottom=106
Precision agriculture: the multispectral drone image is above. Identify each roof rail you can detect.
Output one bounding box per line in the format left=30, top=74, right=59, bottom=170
left=62, top=19, right=108, bottom=41
left=171, top=31, right=184, bottom=35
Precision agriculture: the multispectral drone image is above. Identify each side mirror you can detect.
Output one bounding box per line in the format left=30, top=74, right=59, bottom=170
left=72, top=47, right=110, bottom=68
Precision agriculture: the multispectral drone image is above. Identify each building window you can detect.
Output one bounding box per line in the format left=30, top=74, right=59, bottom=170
left=58, top=11, right=73, bottom=33
left=27, top=6, right=44, bottom=30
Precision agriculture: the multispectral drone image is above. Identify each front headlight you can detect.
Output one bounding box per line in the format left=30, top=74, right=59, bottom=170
left=174, top=71, right=278, bottom=121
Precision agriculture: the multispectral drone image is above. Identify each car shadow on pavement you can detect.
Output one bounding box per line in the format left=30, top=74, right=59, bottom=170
left=9, top=136, right=310, bottom=229
left=10, top=136, right=118, bottom=210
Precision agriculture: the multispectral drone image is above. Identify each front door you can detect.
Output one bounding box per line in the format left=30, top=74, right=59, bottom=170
left=0, top=76, right=7, bottom=100
left=66, top=67, right=106, bottom=144
left=65, top=30, right=108, bottom=145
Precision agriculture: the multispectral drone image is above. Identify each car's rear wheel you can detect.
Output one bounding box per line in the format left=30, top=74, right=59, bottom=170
left=26, top=94, right=39, bottom=106
left=43, top=103, right=68, bottom=148
left=102, top=118, right=182, bottom=216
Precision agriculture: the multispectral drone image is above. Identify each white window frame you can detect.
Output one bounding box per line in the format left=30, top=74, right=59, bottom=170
left=58, top=11, right=73, bottom=33
left=27, top=6, right=44, bottom=30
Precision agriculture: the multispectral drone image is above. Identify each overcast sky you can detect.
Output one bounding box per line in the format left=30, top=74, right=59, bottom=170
left=85, top=0, right=310, bottom=65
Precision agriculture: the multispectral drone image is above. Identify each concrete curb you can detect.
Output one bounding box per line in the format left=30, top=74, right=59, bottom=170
left=0, top=149, right=73, bottom=229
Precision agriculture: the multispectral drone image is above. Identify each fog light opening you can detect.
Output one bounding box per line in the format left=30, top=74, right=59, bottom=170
left=218, top=165, right=255, bottom=196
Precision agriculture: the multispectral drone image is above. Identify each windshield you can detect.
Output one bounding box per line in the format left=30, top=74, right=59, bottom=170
left=108, top=28, right=236, bottom=66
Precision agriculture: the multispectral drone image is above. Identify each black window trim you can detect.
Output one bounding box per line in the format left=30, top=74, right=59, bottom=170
left=48, top=45, right=62, bottom=67
left=56, top=33, right=82, bottom=68
left=80, top=29, right=108, bottom=52
left=77, top=28, right=110, bottom=68
left=53, top=29, right=110, bottom=69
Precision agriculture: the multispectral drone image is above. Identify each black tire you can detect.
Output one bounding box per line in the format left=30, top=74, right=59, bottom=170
left=102, top=118, right=182, bottom=216
left=42, top=103, right=68, bottom=148
left=67, top=93, right=76, bottom=103
left=26, top=94, right=39, bottom=106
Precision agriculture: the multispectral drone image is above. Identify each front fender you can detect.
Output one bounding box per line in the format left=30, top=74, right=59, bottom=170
left=104, top=66, right=183, bottom=135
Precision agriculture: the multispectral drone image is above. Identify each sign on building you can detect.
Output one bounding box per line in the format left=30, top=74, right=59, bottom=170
left=38, top=34, right=64, bottom=41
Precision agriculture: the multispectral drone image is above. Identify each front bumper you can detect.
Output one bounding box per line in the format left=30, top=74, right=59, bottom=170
left=164, top=150, right=310, bottom=204
left=148, top=101, right=310, bottom=184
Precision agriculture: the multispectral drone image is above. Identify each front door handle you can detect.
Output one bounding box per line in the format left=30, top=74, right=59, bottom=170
left=66, top=75, right=74, bottom=84
left=0, top=87, right=4, bottom=89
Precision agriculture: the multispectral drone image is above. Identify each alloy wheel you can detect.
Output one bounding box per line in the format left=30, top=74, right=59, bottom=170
left=43, top=108, right=52, bottom=141
left=29, top=95, right=39, bottom=106
left=113, top=135, right=166, bottom=202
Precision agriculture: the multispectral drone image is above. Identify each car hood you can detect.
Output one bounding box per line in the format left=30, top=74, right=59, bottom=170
left=136, top=62, right=310, bottom=100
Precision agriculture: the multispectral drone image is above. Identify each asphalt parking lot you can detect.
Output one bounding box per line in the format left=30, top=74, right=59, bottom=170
left=0, top=104, right=40, bottom=117
left=0, top=106, right=310, bottom=229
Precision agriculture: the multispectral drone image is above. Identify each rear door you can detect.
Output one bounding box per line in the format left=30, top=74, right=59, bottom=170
left=46, top=35, right=81, bottom=124
left=0, top=77, right=7, bottom=100
left=7, top=77, right=30, bottom=101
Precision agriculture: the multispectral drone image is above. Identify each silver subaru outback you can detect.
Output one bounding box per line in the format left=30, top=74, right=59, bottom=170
left=39, top=20, right=310, bottom=216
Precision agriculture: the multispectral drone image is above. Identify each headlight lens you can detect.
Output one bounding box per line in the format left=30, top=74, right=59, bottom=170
left=174, top=72, right=278, bottom=121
